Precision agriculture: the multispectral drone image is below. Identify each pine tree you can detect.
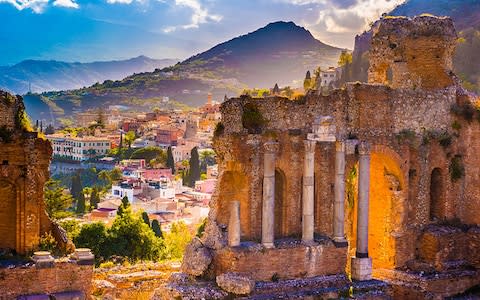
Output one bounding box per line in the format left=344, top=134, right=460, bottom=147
left=167, top=146, right=175, bottom=174
left=272, top=83, right=280, bottom=95
left=90, top=187, right=99, bottom=209
left=188, top=147, right=200, bottom=187
left=142, top=211, right=150, bottom=226
left=76, top=192, right=86, bottom=214
left=117, top=196, right=130, bottom=217
left=151, top=219, right=163, bottom=238
left=304, top=70, right=312, bottom=91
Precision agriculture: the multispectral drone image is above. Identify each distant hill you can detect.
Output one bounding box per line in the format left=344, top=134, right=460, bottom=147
left=0, top=56, right=178, bottom=94
left=350, top=0, right=480, bottom=93
left=24, top=21, right=343, bottom=124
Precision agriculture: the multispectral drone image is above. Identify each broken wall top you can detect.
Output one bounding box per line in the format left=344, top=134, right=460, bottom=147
left=368, top=15, right=457, bottom=90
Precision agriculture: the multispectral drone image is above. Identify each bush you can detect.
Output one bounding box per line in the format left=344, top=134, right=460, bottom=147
left=75, top=222, right=109, bottom=261
left=196, top=218, right=207, bottom=238
left=242, top=102, right=265, bottom=134
left=396, top=129, right=416, bottom=144
left=163, top=221, right=192, bottom=260
left=449, top=155, right=465, bottom=182
left=39, top=232, right=57, bottom=253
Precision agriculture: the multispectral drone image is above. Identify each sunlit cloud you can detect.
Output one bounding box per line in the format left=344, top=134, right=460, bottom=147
left=0, top=0, right=49, bottom=13
left=53, top=0, right=78, bottom=8
left=163, top=0, right=222, bottom=33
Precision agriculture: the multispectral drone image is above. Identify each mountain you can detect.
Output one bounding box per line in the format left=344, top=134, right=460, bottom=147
left=349, top=0, right=480, bottom=92
left=23, top=21, right=343, bottom=124
left=0, top=56, right=178, bottom=94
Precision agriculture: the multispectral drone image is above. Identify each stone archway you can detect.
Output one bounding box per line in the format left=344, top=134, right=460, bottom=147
left=0, top=180, right=16, bottom=250
left=274, top=169, right=287, bottom=239
left=430, top=168, right=445, bottom=221
left=368, top=150, right=406, bottom=270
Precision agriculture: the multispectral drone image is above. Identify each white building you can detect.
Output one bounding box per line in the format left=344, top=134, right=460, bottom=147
left=317, top=67, right=339, bottom=89
left=48, top=135, right=111, bottom=162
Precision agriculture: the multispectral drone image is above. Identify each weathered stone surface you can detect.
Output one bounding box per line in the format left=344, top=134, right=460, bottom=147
left=216, top=272, right=254, bottom=295
left=181, top=237, right=212, bottom=276
left=49, top=291, right=85, bottom=300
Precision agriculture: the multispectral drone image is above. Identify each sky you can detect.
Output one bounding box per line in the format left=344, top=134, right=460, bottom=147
left=0, top=0, right=406, bottom=65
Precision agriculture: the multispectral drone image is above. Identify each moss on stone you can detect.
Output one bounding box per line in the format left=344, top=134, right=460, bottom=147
left=242, top=102, right=265, bottom=134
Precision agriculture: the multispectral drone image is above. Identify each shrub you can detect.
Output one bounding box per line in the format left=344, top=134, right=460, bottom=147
left=396, top=129, right=416, bottom=144
left=196, top=218, right=207, bottom=238
left=451, top=103, right=475, bottom=122
left=449, top=155, right=465, bottom=181
left=242, top=102, right=265, bottom=134
left=438, top=131, right=453, bottom=149
left=39, top=232, right=58, bottom=253
left=451, top=120, right=462, bottom=131
left=0, top=126, right=13, bottom=143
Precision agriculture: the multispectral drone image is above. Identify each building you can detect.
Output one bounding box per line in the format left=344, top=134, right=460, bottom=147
left=156, top=126, right=182, bottom=147
left=177, top=16, right=480, bottom=299
left=48, top=135, right=111, bottom=161
left=317, top=66, right=339, bottom=89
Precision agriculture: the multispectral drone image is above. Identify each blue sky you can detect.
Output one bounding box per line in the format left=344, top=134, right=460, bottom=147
left=0, top=0, right=405, bottom=65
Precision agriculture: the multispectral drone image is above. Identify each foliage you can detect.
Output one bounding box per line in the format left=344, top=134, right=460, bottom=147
left=199, top=149, right=216, bottom=173
left=70, top=173, right=83, bottom=201
left=58, top=219, right=81, bottom=240
left=151, top=219, right=163, bottom=238
left=44, top=179, right=74, bottom=219
left=38, top=232, right=57, bottom=253
left=338, top=50, right=353, bottom=66
left=213, top=122, right=224, bottom=137
left=449, top=155, right=465, bottom=182
left=75, top=222, right=109, bottom=261
left=76, top=192, right=86, bottom=215
left=452, top=120, right=462, bottom=131
left=396, top=129, right=416, bottom=144
left=124, top=131, right=136, bottom=148
left=451, top=102, right=476, bottom=122
left=15, top=109, right=33, bottom=131
left=188, top=147, right=201, bottom=187
left=117, top=196, right=131, bottom=217
left=166, top=146, right=175, bottom=174
left=196, top=218, right=207, bottom=238
left=163, top=221, right=192, bottom=260
left=242, top=102, right=265, bottom=134
left=131, top=146, right=166, bottom=167
left=90, top=187, right=100, bottom=209
left=303, top=70, right=313, bottom=92
left=142, top=211, right=150, bottom=226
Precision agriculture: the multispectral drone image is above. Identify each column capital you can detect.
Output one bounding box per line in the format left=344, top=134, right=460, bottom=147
left=304, top=139, right=316, bottom=153
left=335, top=140, right=345, bottom=152
left=358, top=141, right=370, bottom=155
left=264, top=141, right=280, bottom=154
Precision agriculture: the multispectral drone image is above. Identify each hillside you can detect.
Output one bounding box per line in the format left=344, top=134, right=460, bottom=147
left=0, top=56, right=177, bottom=94
left=349, top=0, right=480, bottom=92
left=24, top=21, right=343, bottom=124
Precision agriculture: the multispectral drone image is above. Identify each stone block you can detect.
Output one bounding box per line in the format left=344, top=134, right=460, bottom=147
left=216, top=272, right=255, bottom=295
left=181, top=237, right=212, bottom=276
left=351, top=257, right=372, bottom=281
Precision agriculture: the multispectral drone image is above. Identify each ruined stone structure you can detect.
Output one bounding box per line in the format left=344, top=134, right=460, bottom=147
left=0, top=91, right=56, bottom=254
left=0, top=92, right=94, bottom=298
left=174, top=15, right=480, bottom=299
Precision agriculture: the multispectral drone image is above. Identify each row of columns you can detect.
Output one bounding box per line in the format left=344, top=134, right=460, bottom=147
left=227, top=139, right=372, bottom=279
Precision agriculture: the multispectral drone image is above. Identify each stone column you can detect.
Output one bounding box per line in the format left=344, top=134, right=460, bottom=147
left=228, top=201, right=241, bottom=247
left=262, top=141, right=279, bottom=248
left=302, top=140, right=316, bottom=243
left=333, top=140, right=347, bottom=245
left=351, top=141, right=372, bottom=281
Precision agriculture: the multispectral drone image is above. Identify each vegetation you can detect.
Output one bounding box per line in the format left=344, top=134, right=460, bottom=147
left=166, top=146, right=175, bottom=174
left=187, top=147, right=201, bottom=187
left=0, top=126, right=13, bottom=143
left=44, top=179, right=74, bottom=219
left=151, top=220, right=163, bottom=238
left=242, top=102, right=265, bottom=134
left=131, top=146, right=167, bottom=167
left=124, top=131, right=136, bottom=148
left=449, top=155, right=465, bottom=181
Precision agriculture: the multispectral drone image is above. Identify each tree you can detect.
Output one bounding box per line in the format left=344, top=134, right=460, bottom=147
left=76, top=192, right=86, bottom=214
left=124, top=131, right=136, bottom=148
left=75, top=222, right=108, bottom=261
left=303, top=70, right=312, bottom=92
left=272, top=83, right=280, bottom=95
left=70, top=173, right=83, bottom=202
left=90, top=187, right=100, bottom=209
left=166, top=146, right=175, bottom=174
left=44, top=179, right=73, bottom=219
left=338, top=50, right=353, bottom=66
left=96, top=108, right=106, bottom=128
left=141, top=211, right=150, bottom=226
left=188, top=147, right=201, bottom=187
left=200, top=149, right=216, bottom=173
left=131, top=146, right=166, bottom=167
left=164, top=221, right=192, bottom=259
left=151, top=219, right=163, bottom=238
left=45, top=124, right=55, bottom=135
left=117, top=196, right=130, bottom=217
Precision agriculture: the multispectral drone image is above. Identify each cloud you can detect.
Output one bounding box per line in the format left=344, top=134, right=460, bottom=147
left=106, top=0, right=134, bottom=4
left=163, top=0, right=222, bottom=32
left=0, top=0, right=49, bottom=13
left=53, top=0, right=78, bottom=8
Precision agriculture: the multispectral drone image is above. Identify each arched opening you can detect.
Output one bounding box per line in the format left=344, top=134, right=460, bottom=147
left=219, top=171, right=250, bottom=239
left=0, top=180, right=16, bottom=250
left=430, top=168, right=444, bottom=221
left=274, top=169, right=287, bottom=239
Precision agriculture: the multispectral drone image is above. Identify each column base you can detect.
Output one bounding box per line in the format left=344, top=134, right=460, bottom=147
left=351, top=256, right=372, bottom=281
left=262, top=242, right=275, bottom=249
left=333, top=236, right=348, bottom=248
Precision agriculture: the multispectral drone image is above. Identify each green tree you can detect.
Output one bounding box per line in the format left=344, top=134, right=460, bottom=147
left=338, top=50, right=353, bottom=66
left=166, top=146, right=175, bottom=174
left=90, top=187, right=100, bottom=209
left=131, top=146, right=166, bottom=167
left=164, top=221, right=192, bottom=259
left=44, top=179, right=73, bottom=219
left=70, top=173, right=83, bottom=202
left=188, top=147, right=201, bottom=187
left=151, top=219, right=163, bottom=238
left=303, top=70, right=312, bottom=92
left=76, top=192, right=86, bottom=214
left=141, top=211, right=150, bottom=226
left=96, top=108, right=106, bottom=128
left=124, top=131, right=136, bottom=148
left=199, top=149, right=216, bottom=173
left=75, top=222, right=109, bottom=261
left=58, top=219, right=81, bottom=240
left=117, top=196, right=130, bottom=217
